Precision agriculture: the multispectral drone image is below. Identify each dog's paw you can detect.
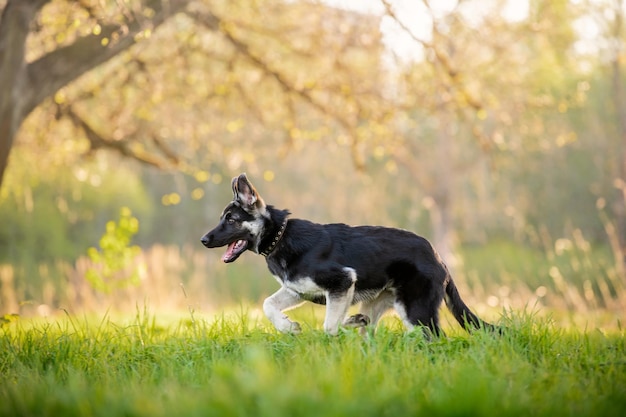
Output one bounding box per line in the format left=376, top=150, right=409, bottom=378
left=343, top=314, right=371, bottom=328
left=276, top=320, right=301, bottom=334
left=288, top=321, right=302, bottom=334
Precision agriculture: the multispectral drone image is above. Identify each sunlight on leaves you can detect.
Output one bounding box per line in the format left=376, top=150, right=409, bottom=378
left=85, top=207, right=143, bottom=293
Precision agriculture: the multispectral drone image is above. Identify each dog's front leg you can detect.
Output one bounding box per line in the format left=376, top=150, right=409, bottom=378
left=323, top=267, right=357, bottom=335
left=263, top=286, right=304, bottom=333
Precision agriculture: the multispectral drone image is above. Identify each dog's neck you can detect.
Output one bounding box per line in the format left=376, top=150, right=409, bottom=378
left=260, top=218, right=288, bottom=257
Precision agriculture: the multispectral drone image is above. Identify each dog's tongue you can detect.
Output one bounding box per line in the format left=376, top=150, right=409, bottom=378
left=222, top=241, right=238, bottom=262
left=222, top=240, right=246, bottom=262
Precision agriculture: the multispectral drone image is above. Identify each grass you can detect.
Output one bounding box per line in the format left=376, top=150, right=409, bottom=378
left=1, top=308, right=625, bottom=417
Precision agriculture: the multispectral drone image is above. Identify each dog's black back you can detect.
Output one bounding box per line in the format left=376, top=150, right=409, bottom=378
left=267, top=214, right=442, bottom=296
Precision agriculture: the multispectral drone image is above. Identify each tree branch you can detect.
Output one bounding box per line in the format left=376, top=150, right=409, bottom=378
left=62, top=104, right=176, bottom=169
left=190, top=10, right=365, bottom=169
left=23, top=0, right=190, bottom=117
left=381, top=0, right=483, bottom=111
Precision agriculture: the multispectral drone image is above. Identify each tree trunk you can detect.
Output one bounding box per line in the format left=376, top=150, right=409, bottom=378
left=430, top=118, right=456, bottom=270
left=0, top=0, right=50, bottom=187
left=610, top=0, right=626, bottom=271
left=393, top=118, right=457, bottom=270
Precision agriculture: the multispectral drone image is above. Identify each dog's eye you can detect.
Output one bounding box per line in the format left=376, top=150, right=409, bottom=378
left=227, top=218, right=235, bottom=224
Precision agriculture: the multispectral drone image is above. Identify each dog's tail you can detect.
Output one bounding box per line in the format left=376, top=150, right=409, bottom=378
left=444, top=275, right=497, bottom=333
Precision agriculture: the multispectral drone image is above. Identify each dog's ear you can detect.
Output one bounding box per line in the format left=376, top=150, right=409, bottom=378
left=232, top=173, right=265, bottom=212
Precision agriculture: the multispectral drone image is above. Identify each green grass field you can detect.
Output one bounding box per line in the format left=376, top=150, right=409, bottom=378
left=1, top=308, right=625, bottom=417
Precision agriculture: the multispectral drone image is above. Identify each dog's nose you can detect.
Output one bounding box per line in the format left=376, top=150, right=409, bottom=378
left=200, top=235, right=211, bottom=247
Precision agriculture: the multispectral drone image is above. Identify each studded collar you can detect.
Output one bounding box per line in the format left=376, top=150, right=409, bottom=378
left=260, top=219, right=288, bottom=257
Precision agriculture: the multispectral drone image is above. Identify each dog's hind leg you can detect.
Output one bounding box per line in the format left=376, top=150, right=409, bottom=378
left=394, top=298, right=444, bottom=339
left=323, top=267, right=357, bottom=335
left=344, top=289, right=395, bottom=331
left=263, top=287, right=305, bottom=333
left=343, top=290, right=394, bottom=337
left=343, top=314, right=370, bottom=328
left=358, top=289, right=395, bottom=329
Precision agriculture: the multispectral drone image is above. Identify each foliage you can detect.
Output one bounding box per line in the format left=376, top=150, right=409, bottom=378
left=85, top=207, right=143, bottom=293
left=0, top=149, right=152, bottom=264
left=5, top=0, right=388, bottom=181
left=2, top=0, right=624, bottom=247
left=0, top=313, right=18, bottom=328
left=1, top=0, right=625, bottom=320
left=0, top=310, right=624, bottom=417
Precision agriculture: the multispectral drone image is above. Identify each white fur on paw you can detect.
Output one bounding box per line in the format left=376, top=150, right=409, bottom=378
left=276, top=319, right=301, bottom=334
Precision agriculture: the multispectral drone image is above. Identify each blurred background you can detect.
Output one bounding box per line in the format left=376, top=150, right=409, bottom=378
left=0, top=0, right=624, bottom=326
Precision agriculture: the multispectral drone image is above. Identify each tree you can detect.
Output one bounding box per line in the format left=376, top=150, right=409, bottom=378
left=375, top=0, right=584, bottom=261
left=0, top=0, right=192, bottom=188
left=0, top=0, right=387, bottom=191
left=576, top=0, right=626, bottom=269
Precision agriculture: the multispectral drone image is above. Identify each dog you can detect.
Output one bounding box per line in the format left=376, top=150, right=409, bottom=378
left=201, top=173, right=496, bottom=337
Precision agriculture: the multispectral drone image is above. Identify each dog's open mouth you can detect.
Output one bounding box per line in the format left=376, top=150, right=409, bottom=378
left=222, top=239, right=248, bottom=263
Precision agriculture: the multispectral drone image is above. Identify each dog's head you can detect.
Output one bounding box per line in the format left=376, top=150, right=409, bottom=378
left=200, top=173, right=269, bottom=263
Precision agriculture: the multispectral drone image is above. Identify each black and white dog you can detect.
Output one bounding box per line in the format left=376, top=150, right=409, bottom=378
left=201, top=173, right=495, bottom=336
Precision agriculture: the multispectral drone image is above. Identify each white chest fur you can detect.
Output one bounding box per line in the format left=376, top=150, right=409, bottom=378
left=283, top=276, right=325, bottom=297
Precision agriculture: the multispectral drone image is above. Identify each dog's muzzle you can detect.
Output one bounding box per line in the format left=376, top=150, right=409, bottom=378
left=200, top=234, right=212, bottom=248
